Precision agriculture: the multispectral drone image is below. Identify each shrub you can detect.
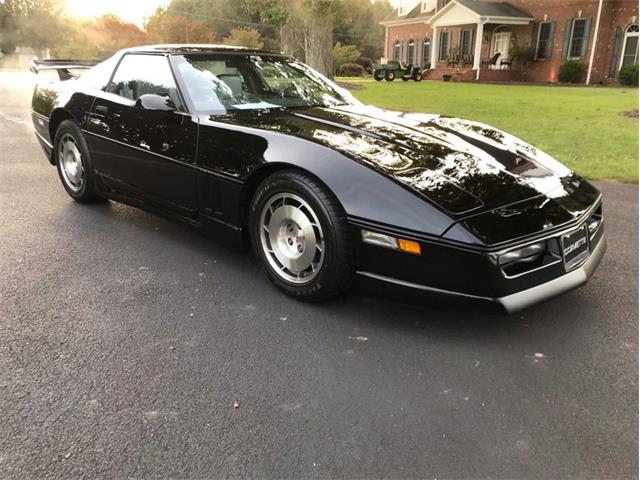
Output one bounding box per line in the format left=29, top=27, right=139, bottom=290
left=358, top=56, right=373, bottom=74
left=619, top=64, right=639, bottom=86
left=510, top=44, right=535, bottom=73
left=558, top=60, right=585, bottom=83
left=339, top=63, right=364, bottom=77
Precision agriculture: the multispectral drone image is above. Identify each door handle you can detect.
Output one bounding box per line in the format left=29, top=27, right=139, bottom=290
left=95, top=105, right=108, bottom=114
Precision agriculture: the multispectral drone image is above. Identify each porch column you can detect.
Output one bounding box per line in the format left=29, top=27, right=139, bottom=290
left=430, top=26, right=439, bottom=69
left=473, top=21, right=485, bottom=80
left=384, top=26, right=389, bottom=59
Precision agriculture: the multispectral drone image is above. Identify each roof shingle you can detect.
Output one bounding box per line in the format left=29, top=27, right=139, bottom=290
left=449, top=0, right=532, bottom=19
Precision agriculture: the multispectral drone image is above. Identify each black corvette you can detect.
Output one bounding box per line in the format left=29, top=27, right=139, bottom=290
left=30, top=44, right=605, bottom=312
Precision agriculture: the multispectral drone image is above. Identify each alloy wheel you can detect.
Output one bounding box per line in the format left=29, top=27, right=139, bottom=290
left=58, top=133, right=85, bottom=192
left=259, top=192, right=325, bottom=284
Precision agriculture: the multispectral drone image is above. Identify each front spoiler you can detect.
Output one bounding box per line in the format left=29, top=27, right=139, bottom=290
left=357, top=236, right=607, bottom=314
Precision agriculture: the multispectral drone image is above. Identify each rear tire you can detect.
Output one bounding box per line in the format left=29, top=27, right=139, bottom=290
left=384, top=71, right=396, bottom=81
left=249, top=170, right=354, bottom=301
left=53, top=119, right=102, bottom=203
left=373, top=70, right=384, bottom=81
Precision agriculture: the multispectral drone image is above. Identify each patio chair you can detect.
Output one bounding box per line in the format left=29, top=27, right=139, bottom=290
left=500, top=57, right=512, bottom=69
left=481, top=52, right=501, bottom=68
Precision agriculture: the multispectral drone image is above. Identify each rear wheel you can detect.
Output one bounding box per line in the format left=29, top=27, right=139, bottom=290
left=384, top=70, right=396, bottom=81
left=414, top=72, right=423, bottom=81
left=249, top=170, right=354, bottom=301
left=373, top=70, right=384, bottom=81
left=53, top=120, right=102, bottom=203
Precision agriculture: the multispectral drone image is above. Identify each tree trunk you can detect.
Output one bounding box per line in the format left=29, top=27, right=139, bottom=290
left=305, top=15, right=333, bottom=78
left=280, top=23, right=294, bottom=56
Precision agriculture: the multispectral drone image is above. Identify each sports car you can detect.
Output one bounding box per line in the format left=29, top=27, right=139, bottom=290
left=30, top=45, right=606, bottom=312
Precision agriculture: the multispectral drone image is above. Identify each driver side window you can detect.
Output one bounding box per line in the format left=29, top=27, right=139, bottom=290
left=108, top=54, right=184, bottom=110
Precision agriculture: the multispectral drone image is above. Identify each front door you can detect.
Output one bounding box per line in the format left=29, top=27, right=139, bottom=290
left=86, top=53, right=198, bottom=217
left=491, top=32, right=511, bottom=69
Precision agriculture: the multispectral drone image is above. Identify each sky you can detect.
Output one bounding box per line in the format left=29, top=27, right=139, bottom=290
left=65, top=0, right=170, bottom=27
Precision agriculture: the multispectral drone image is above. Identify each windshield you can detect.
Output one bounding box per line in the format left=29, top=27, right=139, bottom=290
left=174, top=54, right=358, bottom=114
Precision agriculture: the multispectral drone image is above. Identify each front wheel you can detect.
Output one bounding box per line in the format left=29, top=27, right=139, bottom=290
left=249, top=170, right=354, bottom=301
left=373, top=70, right=384, bottom=81
left=53, top=119, right=102, bottom=203
left=384, top=71, right=396, bottom=81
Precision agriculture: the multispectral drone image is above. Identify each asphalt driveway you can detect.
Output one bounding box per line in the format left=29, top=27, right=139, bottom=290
left=1, top=72, right=638, bottom=479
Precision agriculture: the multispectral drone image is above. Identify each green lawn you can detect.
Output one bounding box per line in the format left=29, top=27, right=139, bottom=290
left=338, top=78, right=639, bottom=183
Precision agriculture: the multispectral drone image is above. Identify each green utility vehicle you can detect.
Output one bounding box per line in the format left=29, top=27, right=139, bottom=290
left=372, top=61, right=423, bottom=82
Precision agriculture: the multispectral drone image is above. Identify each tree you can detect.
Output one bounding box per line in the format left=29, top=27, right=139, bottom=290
left=333, top=42, right=360, bottom=74
left=333, top=0, right=392, bottom=64
left=299, top=0, right=339, bottom=77
left=245, top=0, right=391, bottom=77
left=0, top=0, right=68, bottom=56
left=146, top=9, right=213, bottom=44
left=94, top=15, right=149, bottom=54
left=243, top=0, right=292, bottom=54
left=162, top=0, right=279, bottom=49
left=222, top=27, right=264, bottom=49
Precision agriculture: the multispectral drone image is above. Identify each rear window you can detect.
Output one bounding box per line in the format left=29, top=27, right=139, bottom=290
left=77, top=55, right=119, bottom=90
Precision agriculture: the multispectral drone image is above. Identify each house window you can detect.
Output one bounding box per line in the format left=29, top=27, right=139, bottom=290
left=459, top=29, right=473, bottom=56
left=423, top=38, right=432, bottom=66
left=407, top=39, right=416, bottom=64
left=421, top=0, right=435, bottom=12
left=393, top=40, right=401, bottom=61
left=439, top=31, right=450, bottom=60
left=620, top=24, right=639, bottom=68
left=535, top=22, right=555, bottom=60
left=568, top=18, right=588, bottom=59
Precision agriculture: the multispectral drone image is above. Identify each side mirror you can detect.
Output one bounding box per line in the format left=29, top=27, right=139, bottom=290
left=135, top=93, right=176, bottom=112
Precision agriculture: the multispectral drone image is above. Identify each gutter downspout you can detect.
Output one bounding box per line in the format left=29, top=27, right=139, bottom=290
left=586, top=0, right=604, bottom=85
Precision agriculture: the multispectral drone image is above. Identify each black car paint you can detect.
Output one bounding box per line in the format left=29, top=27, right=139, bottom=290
left=31, top=45, right=605, bottom=311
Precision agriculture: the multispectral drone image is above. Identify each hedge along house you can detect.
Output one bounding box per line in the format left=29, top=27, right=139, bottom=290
left=380, top=0, right=639, bottom=84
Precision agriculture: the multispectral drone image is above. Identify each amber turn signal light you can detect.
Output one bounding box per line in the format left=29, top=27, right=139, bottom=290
left=397, top=238, right=421, bottom=255
left=361, top=230, right=422, bottom=255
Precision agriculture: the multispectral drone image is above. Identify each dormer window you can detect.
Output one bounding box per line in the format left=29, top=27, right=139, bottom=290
left=421, top=0, right=435, bottom=13
left=398, top=1, right=409, bottom=16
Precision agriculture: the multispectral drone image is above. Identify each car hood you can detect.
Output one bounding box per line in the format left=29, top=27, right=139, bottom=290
left=214, top=104, right=600, bottom=243
left=296, top=105, right=585, bottom=215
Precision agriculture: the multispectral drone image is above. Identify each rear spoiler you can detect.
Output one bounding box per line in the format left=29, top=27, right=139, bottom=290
left=29, top=58, right=100, bottom=81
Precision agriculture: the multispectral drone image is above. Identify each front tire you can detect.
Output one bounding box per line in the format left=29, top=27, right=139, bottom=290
left=373, top=70, right=384, bottom=81
left=53, top=119, right=102, bottom=203
left=249, top=170, right=354, bottom=301
left=384, top=71, right=396, bottom=81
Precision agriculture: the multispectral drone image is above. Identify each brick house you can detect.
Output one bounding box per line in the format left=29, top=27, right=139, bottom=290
left=380, top=0, right=639, bottom=83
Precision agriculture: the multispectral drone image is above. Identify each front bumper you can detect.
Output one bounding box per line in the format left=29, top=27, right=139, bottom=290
left=357, top=234, right=606, bottom=313
left=351, top=204, right=606, bottom=314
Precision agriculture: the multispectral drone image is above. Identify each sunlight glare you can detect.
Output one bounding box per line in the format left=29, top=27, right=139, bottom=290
left=65, top=0, right=169, bottom=26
